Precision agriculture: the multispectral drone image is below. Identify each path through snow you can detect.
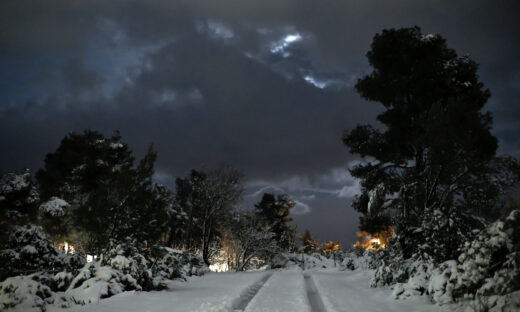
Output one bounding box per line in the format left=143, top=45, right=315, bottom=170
left=232, top=272, right=272, bottom=311
left=48, top=270, right=440, bottom=312
left=303, top=273, right=327, bottom=312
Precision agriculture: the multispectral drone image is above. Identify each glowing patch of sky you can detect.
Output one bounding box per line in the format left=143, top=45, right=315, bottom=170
left=270, top=33, right=302, bottom=55
left=304, top=75, right=327, bottom=88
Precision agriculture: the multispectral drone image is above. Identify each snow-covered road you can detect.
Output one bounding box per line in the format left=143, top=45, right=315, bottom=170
left=50, top=270, right=439, bottom=312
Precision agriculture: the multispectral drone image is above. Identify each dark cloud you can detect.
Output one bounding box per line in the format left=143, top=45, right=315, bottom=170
left=1, top=0, right=519, bottom=244
left=62, top=59, right=105, bottom=91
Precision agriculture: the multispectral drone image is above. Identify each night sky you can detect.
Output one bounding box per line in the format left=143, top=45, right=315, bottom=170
left=1, top=1, right=519, bottom=246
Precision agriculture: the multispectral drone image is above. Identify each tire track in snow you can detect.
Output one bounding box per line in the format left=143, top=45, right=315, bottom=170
left=232, top=272, right=273, bottom=311
left=303, top=273, right=327, bottom=312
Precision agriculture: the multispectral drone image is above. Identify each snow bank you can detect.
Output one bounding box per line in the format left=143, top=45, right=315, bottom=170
left=270, top=252, right=338, bottom=270
left=313, top=271, right=437, bottom=312
left=0, top=238, right=209, bottom=310
left=50, top=271, right=268, bottom=312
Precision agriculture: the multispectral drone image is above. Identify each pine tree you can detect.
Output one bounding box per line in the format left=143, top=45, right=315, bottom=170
left=254, top=193, right=296, bottom=251
left=300, top=229, right=318, bottom=254
left=36, top=130, right=170, bottom=254
left=343, top=27, right=520, bottom=261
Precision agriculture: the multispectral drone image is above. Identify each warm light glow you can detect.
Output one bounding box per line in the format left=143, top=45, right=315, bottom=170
left=209, top=262, right=228, bottom=272
left=353, top=227, right=393, bottom=250
left=54, top=241, right=75, bottom=254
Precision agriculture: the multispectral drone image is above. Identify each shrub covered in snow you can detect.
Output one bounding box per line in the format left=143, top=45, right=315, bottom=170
left=100, top=242, right=208, bottom=291
left=150, top=247, right=208, bottom=279
left=270, top=252, right=339, bottom=270
left=0, top=240, right=209, bottom=310
left=341, top=248, right=383, bottom=271
left=389, top=259, right=433, bottom=299
left=101, top=241, right=157, bottom=291
left=0, top=225, right=85, bottom=281
left=368, top=235, right=416, bottom=288
left=0, top=274, right=52, bottom=311
left=38, top=197, right=74, bottom=241
left=427, top=210, right=520, bottom=305
left=65, top=260, right=143, bottom=305
left=363, top=210, right=520, bottom=310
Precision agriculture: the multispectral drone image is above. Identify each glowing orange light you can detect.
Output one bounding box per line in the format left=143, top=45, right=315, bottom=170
left=352, top=227, right=393, bottom=250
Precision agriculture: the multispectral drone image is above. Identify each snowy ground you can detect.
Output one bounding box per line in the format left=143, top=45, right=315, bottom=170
left=47, top=270, right=440, bottom=312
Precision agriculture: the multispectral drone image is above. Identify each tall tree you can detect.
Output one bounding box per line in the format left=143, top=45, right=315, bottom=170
left=171, top=167, right=243, bottom=265
left=167, top=170, right=206, bottom=251
left=343, top=27, right=519, bottom=261
left=36, top=130, right=170, bottom=254
left=223, top=211, right=279, bottom=272
left=300, top=229, right=318, bottom=254
left=254, top=193, right=296, bottom=251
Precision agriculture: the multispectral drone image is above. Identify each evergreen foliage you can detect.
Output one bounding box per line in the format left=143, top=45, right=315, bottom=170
left=343, top=26, right=520, bottom=261
left=300, top=229, right=319, bottom=254
left=36, top=130, right=170, bottom=254
left=0, top=170, right=40, bottom=245
left=0, top=225, right=85, bottom=280
left=254, top=193, right=296, bottom=251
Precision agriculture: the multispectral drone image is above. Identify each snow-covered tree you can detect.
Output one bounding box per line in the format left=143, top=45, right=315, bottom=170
left=171, top=167, right=243, bottom=265
left=343, top=26, right=520, bottom=261
left=38, top=196, right=73, bottom=242
left=36, top=130, right=170, bottom=254
left=0, top=225, right=85, bottom=280
left=224, top=212, right=279, bottom=271
left=300, top=229, right=319, bottom=254
left=0, top=170, right=40, bottom=245
left=167, top=170, right=205, bottom=251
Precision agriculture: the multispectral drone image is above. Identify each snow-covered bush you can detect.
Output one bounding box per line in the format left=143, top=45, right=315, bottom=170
left=38, top=197, right=75, bottom=241
left=175, top=250, right=208, bottom=277
left=0, top=274, right=52, bottom=311
left=427, top=210, right=520, bottom=306
left=270, top=252, right=337, bottom=270
left=0, top=225, right=85, bottom=280
left=340, top=248, right=382, bottom=271
left=456, top=210, right=520, bottom=297
left=101, top=242, right=209, bottom=291
left=39, top=197, right=69, bottom=217
left=369, top=235, right=412, bottom=287
left=0, top=170, right=39, bottom=212
left=101, top=241, right=155, bottom=290
left=390, top=259, right=433, bottom=299
left=426, top=260, right=458, bottom=304
left=150, top=247, right=208, bottom=281
left=371, top=209, right=520, bottom=309
left=57, top=245, right=209, bottom=307
left=65, top=260, right=141, bottom=305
